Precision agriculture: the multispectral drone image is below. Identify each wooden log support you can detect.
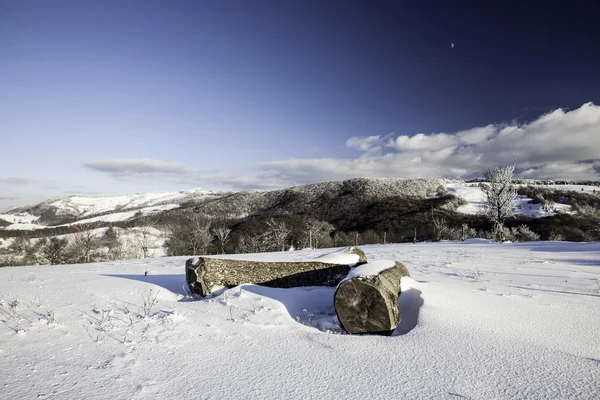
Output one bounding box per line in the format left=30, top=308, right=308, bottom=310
left=185, top=247, right=367, bottom=297
left=334, top=260, right=410, bottom=335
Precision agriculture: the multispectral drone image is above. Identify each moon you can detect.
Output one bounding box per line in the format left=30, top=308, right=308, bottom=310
left=451, top=43, right=455, bottom=48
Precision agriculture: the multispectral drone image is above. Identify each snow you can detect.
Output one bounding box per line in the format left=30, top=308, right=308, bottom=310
left=514, top=195, right=572, bottom=217
left=69, top=204, right=180, bottom=226
left=0, top=213, right=39, bottom=224
left=0, top=237, right=14, bottom=249
left=1, top=241, right=599, bottom=399
left=1, top=204, right=181, bottom=230
left=446, top=181, right=596, bottom=216
left=342, top=259, right=396, bottom=281
left=446, top=182, right=487, bottom=214
left=312, top=247, right=361, bottom=265
left=40, top=189, right=221, bottom=219
left=3, top=223, right=48, bottom=230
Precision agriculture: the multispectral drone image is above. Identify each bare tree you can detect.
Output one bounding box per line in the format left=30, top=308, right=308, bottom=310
left=69, top=224, right=102, bottom=263
left=212, top=225, right=231, bottom=254
left=163, top=211, right=214, bottom=256
left=360, top=230, right=382, bottom=245
left=188, top=213, right=213, bottom=255
left=332, top=231, right=351, bottom=247
left=136, top=226, right=159, bottom=258
left=265, top=218, right=291, bottom=252
left=304, top=219, right=334, bottom=249
left=236, top=232, right=267, bottom=254
left=481, top=164, right=517, bottom=241
left=431, top=206, right=448, bottom=242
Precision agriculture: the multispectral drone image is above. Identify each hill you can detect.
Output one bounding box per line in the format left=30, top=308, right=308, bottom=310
left=3, top=177, right=600, bottom=267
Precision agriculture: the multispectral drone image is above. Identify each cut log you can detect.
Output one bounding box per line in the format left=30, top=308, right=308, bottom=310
left=334, top=260, right=410, bottom=335
left=185, top=247, right=367, bottom=297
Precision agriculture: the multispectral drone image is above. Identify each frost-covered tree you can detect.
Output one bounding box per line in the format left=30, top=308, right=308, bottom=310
left=481, top=164, right=517, bottom=242
left=510, top=224, right=540, bottom=242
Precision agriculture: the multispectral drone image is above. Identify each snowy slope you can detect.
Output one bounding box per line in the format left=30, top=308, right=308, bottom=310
left=1, top=204, right=181, bottom=230
left=447, top=181, right=582, bottom=216
left=0, top=213, right=40, bottom=224
left=44, top=189, right=218, bottom=218
left=2, top=223, right=48, bottom=230
left=1, top=242, right=599, bottom=399
left=0, top=189, right=226, bottom=229
left=4, top=189, right=225, bottom=225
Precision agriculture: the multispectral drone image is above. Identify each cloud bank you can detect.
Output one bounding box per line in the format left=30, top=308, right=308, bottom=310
left=82, top=103, right=600, bottom=192
left=0, top=177, right=35, bottom=185
left=257, top=102, right=600, bottom=187
left=84, top=158, right=191, bottom=177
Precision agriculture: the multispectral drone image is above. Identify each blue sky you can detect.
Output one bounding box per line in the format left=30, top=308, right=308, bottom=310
left=1, top=1, right=600, bottom=210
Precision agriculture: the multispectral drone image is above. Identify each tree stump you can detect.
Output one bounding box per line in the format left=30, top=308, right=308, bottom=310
left=334, top=260, right=410, bottom=335
left=185, top=247, right=367, bottom=297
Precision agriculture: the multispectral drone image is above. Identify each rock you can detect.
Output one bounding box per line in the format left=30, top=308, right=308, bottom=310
left=334, top=260, right=409, bottom=335
left=185, top=247, right=367, bottom=297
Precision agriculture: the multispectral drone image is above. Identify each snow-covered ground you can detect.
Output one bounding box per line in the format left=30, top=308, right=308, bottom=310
left=2, top=223, right=48, bottom=231
left=1, top=241, right=599, bottom=399
left=68, top=204, right=181, bottom=226
left=0, top=213, right=40, bottom=225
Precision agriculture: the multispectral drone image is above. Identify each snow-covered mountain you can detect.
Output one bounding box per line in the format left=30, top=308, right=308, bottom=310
left=0, top=241, right=598, bottom=398
left=2, top=189, right=227, bottom=227
left=0, top=178, right=447, bottom=229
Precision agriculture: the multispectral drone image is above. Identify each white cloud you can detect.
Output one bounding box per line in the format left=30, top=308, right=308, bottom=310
left=456, top=125, right=497, bottom=145
left=388, top=133, right=459, bottom=152
left=249, top=102, right=600, bottom=187
left=84, top=158, right=191, bottom=177
left=345, top=135, right=385, bottom=152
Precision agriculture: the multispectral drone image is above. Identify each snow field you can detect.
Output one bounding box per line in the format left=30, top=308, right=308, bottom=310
left=1, top=241, right=599, bottom=399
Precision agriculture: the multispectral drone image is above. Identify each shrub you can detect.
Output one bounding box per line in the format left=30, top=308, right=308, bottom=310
left=548, top=230, right=564, bottom=241
left=436, top=184, right=448, bottom=196
left=512, top=224, right=540, bottom=242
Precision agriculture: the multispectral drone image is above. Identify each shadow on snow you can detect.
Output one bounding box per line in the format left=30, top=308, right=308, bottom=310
left=101, top=274, right=426, bottom=335
left=101, top=273, right=187, bottom=295
left=393, top=288, right=424, bottom=336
